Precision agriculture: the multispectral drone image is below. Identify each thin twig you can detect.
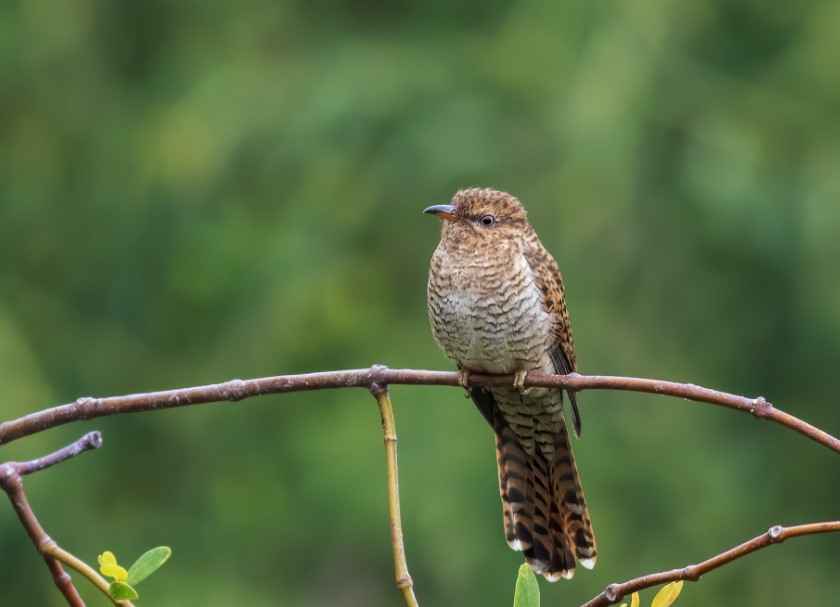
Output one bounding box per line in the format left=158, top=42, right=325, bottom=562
left=0, top=432, right=135, bottom=607
left=580, top=521, right=840, bottom=606
left=1, top=368, right=837, bottom=455
left=370, top=380, right=419, bottom=607
left=14, top=431, right=103, bottom=475
left=43, top=558, right=85, bottom=607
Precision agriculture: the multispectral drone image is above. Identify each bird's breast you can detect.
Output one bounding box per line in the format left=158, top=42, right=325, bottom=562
left=427, top=245, right=554, bottom=374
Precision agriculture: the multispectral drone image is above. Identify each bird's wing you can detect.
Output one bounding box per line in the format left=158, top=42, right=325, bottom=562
left=522, top=235, right=583, bottom=436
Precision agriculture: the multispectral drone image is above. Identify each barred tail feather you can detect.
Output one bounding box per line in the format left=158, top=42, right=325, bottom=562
left=552, top=423, right=597, bottom=570
left=495, top=423, right=532, bottom=552
left=495, top=421, right=596, bottom=582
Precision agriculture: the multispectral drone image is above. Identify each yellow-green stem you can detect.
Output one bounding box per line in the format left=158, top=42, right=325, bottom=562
left=371, top=384, right=419, bottom=607
left=44, top=543, right=136, bottom=607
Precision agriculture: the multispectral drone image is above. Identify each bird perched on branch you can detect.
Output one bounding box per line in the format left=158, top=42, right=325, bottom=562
left=424, top=188, right=596, bottom=581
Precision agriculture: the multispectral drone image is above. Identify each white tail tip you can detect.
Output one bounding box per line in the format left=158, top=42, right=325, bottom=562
left=543, top=568, right=575, bottom=582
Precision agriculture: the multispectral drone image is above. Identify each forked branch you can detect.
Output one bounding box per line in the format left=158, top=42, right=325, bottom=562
left=0, top=431, right=136, bottom=607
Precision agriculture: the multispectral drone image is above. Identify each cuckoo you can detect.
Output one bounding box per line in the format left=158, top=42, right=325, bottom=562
left=424, top=187, right=596, bottom=581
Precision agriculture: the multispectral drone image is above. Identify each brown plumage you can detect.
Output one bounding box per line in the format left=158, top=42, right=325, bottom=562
left=424, top=187, right=596, bottom=581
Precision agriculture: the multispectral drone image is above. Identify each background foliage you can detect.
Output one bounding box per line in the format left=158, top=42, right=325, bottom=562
left=2, top=1, right=839, bottom=605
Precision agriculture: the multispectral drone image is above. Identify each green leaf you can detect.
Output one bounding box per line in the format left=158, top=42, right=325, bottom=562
left=109, top=581, right=139, bottom=600
left=127, top=546, right=172, bottom=586
left=513, top=563, right=540, bottom=607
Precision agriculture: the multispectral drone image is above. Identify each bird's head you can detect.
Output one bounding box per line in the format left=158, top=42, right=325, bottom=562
left=424, top=188, right=529, bottom=245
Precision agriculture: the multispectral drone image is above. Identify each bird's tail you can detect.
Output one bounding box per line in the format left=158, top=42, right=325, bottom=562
left=495, top=421, right=597, bottom=581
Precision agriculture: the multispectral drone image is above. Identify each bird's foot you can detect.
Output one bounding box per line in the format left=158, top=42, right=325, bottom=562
left=513, top=369, right=531, bottom=394
left=457, top=368, right=472, bottom=398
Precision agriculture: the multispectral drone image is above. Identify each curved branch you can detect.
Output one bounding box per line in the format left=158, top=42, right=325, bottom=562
left=580, top=521, right=840, bottom=607
left=1, top=367, right=837, bottom=454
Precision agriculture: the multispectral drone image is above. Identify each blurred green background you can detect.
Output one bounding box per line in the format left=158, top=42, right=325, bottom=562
left=1, top=1, right=839, bottom=605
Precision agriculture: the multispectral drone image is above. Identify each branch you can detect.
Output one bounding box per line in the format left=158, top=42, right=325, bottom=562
left=2, top=367, right=838, bottom=605
left=580, top=521, right=840, bottom=606
left=0, top=432, right=136, bottom=607
left=1, top=368, right=837, bottom=455
left=12, top=430, right=103, bottom=475
left=0, top=432, right=98, bottom=607
left=370, top=382, right=419, bottom=607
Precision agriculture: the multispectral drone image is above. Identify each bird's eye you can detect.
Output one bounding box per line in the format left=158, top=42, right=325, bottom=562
left=479, top=214, right=496, bottom=227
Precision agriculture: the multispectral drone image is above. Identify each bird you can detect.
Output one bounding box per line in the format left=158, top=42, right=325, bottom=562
left=424, top=187, right=596, bottom=582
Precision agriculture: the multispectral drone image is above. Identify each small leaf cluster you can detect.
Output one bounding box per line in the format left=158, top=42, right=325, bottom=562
left=98, top=546, right=172, bottom=601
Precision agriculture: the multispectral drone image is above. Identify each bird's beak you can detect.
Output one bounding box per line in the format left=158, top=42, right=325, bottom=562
left=423, top=204, right=457, bottom=221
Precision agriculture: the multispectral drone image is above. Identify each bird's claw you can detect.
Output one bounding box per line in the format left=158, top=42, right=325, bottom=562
left=513, top=370, right=527, bottom=390
left=457, top=369, right=471, bottom=398
left=513, top=369, right=530, bottom=394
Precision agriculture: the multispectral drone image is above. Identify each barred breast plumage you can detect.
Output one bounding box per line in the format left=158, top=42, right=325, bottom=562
left=424, top=187, right=597, bottom=581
